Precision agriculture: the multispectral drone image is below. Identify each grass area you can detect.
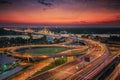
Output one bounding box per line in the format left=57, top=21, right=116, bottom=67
left=31, top=58, right=67, bottom=77
left=26, top=47, right=67, bottom=55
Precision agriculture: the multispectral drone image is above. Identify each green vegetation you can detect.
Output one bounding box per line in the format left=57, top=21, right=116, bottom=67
left=26, top=47, right=66, bottom=55
left=32, top=57, right=67, bottom=77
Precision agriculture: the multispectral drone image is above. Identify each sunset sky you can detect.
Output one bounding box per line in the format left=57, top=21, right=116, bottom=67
left=0, top=0, right=120, bottom=26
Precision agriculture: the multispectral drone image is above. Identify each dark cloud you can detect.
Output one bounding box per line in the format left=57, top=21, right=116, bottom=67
left=0, top=0, right=12, bottom=5
left=97, top=19, right=120, bottom=25
left=0, top=0, right=120, bottom=11
left=38, top=0, right=120, bottom=11
left=100, top=0, right=120, bottom=10
left=74, top=0, right=120, bottom=10
left=38, top=0, right=54, bottom=6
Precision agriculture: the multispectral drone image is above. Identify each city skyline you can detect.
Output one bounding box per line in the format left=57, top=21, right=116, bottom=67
left=0, top=0, right=120, bottom=27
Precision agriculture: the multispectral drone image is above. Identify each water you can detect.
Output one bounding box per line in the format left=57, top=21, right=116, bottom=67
left=0, top=67, right=23, bottom=80
left=0, top=54, right=16, bottom=65
left=0, top=54, right=23, bottom=80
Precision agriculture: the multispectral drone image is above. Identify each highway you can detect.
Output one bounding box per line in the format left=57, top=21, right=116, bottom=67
left=5, top=41, right=87, bottom=80
left=10, top=58, right=53, bottom=80
left=69, top=40, right=120, bottom=80
left=29, top=38, right=108, bottom=80
left=1, top=38, right=118, bottom=80
left=76, top=45, right=109, bottom=79
left=0, top=44, right=87, bottom=59
left=1, top=28, right=119, bottom=80
left=106, top=59, right=120, bottom=80
left=29, top=60, right=80, bottom=80
left=66, top=39, right=109, bottom=80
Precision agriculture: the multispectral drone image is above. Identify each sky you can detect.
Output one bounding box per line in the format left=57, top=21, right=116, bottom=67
left=0, top=0, right=120, bottom=27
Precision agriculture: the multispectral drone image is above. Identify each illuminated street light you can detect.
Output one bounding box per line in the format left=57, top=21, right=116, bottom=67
left=76, top=66, right=79, bottom=70
left=41, top=55, right=48, bottom=58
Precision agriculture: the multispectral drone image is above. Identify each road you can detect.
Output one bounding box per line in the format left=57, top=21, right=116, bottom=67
left=106, top=59, right=120, bottom=80
left=70, top=41, right=120, bottom=80
left=1, top=38, right=114, bottom=80
left=5, top=41, right=87, bottom=80
left=0, top=43, right=87, bottom=59
left=10, top=58, right=53, bottom=80
left=75, top=45, right=109, bottom=79
left=29, top=38, right=107, bottom=80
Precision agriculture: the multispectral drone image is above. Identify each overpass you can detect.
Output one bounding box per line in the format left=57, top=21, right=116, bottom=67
left=1, top=38, right=111, bottom=80
left=29, top=38, right=109, bottom=80
left=0, top=44, right=87, bottom=62
left=92, top=55, right=120, bottom=80
left=46, top=52, right=84, bottom=58
left=1, top=51, right=85, bottom=62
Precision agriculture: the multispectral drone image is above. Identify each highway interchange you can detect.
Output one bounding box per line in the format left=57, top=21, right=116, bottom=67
left=0, top=38, right=120, bottom=80
left=28, top=38, right=110, bottom=80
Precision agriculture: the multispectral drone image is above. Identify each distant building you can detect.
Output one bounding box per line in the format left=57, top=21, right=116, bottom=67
left=31, top=34, right=44, bottom=39
left=37, top=27, right=55, bottom=36
left=69, top=37, right=84, bottom=43
left=92, top=34, right=110, bottom=38
left=60, top=31, right=67, bottom=34
left=24, top=28, right=34, bottom=33
left=46, top=35, right=54, bottom=43
left=60, top=34, right=70, bottom=37
left=59, top=30, right=70, bottom=37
